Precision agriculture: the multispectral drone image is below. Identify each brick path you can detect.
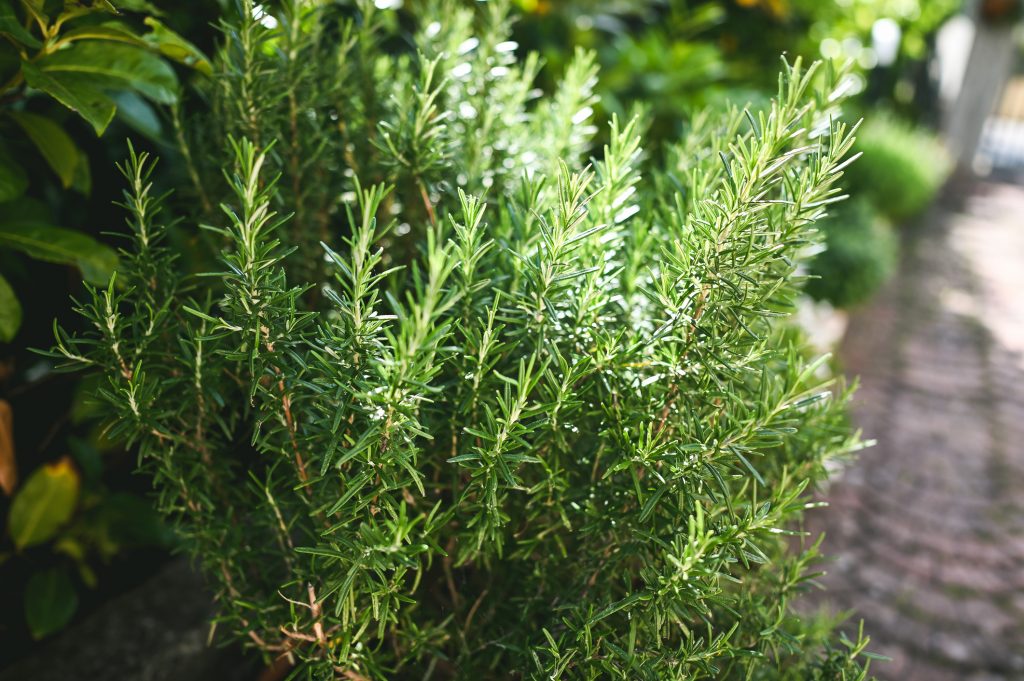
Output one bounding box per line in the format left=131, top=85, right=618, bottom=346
left=808, top=182, right=1024, bottom=680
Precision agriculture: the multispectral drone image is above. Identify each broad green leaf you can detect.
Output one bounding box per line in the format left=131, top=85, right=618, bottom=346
left=21, top=61, right=116, bottom=135
left=60, top=22, right=146, bottom=47
left=8, top=457, right=80, bottom=550
left=36, top=42, right=179, bottom=105
left=0, top=271, right=20, bottom=341
left=0, top=195, right=48, bottom=221
left=112, top=0, right=163, bottom=14
left=70, top=143, right=91, bottom=195
left=0, top=145, right=26, bottom=201
left=9, top=111, right=81, bottom=188
left=144, top=17, right=211, bottom=75
left=16, top=0, right=46, bottom=26
left=0, top=2, right=42, bottom=49
left=111, top=90, right=162, bottom=141
left=25, top=566, right=78, bottom=639
left=0, top=201, right=117, bottom=284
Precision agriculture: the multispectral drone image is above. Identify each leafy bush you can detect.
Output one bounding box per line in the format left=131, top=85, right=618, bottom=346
left=1, top=0, right=202, bottom=646
left=807, top=199, right=898, bottom=309
left=845, top=113, right=951, bottom=223
left=53, top=2, right=875, bottom=678
left=0, top=0, right=208, bottom=341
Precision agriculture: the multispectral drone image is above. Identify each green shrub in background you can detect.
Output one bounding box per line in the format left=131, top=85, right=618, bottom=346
left=845, top=113, right=951, bottom=223
left=51, top=1, right=878, bottom=677
left=804, top=113, right=948, bottom=313
left=807, top=199, right=899, bottom=310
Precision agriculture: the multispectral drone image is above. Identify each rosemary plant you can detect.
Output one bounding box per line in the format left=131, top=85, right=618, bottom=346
left=53, top=1, right=874, bottom=678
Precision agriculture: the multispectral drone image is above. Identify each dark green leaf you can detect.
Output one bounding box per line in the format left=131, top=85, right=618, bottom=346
left=99, top=492, right=174, bottom=548
left=0, top=144, right=26, bottom=202
left=9, top=111, right=81, bottom=188
left=25, top=566, right=78, bottom=639
left=733, top=449, right=765, bottom=486
left=36, top=42, right=179, bottom=105
left=111, top=90, right=162, bottom=141
left=113, top=0, right=163, bottom=13
left=70, top=142, right=91, bottom=195
left=68, top=435, right=103, bottom=483
left=21, top=61, right=116, bottom=135
left=638, top=484, right=667, bottom=522
left=0, top=3, right=41, bottom=48
left=0, top=205, right=118, bottom=284
left=60, top=22, right=146, bottom=47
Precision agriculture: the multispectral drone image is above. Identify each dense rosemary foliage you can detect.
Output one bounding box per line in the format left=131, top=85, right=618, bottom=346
left=52, top=2, right=874, bottom=678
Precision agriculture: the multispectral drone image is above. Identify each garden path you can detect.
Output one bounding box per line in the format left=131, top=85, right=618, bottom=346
left=808, top=181, right=1024, bottom=680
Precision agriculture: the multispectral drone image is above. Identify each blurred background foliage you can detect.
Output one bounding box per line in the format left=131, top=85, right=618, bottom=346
left=0, top=0, right=957, bottom=659
left=512, top=0, right=961, bottom=139
left=806, top=198, right=899, bottom=309
left=845, top=112, right=953, bottom=222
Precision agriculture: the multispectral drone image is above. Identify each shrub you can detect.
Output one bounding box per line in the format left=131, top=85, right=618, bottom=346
left=807, top=199, right=899, bottom=309
left=52, top=2, right=874, bottom=678
left=845, top=113, right=950, bottom=223
left=0, top=0, right=203, bottom=645
left=0, top=0, right=208, bottom=341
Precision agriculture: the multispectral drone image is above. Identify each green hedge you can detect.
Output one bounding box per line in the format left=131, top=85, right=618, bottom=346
left=846, top=113, right=951, bottom=223
left=807, top=199, right=899, bottom=309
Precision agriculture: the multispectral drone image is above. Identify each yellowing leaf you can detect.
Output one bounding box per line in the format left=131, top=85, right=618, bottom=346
left=7, top=457, right=80, bottom=550
left=0, top=273, right=21, bottom=343
left=143, top=17, right=212, bottom=76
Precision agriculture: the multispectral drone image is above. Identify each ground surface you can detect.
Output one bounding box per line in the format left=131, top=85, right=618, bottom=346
left=808, top=181, right=1024, bottom=680
left=0, top=559, right=258, bottom=681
